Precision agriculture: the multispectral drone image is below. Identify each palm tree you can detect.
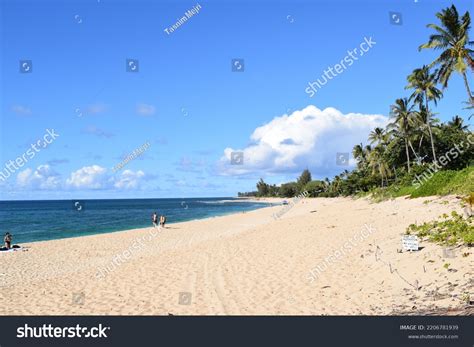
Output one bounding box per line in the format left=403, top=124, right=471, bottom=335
left=412, top=105, right=428, bottom=153
left=448, top=115, right=469, bottom=130
left=341, top=169, right=350, bottom=179
left=352, top=143, right=364, bottom=160
left=406, top=65, right=443, bottom=162
left=389, top=98, right=416, bottom=172
left=419, top=5, right=474, bottom=104
left=412, top=106, right=440, bottom=156
left=368, top=127, right=387, bottom=146
left=352, top=143, right=367, bottom=169
left=332, top=175, right=342, bottom=194
left=368, top=146, right=391, bottom=187
left=364, top=145, right=372, bottom=164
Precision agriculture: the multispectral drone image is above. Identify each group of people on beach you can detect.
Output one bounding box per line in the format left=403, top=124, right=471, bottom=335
left=152, top=212, right=166, bottom=228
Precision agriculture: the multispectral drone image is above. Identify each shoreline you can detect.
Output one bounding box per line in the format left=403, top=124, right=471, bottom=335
left=2, top=198, right=275, bottom=245
left=1, top=196, right=272, bottom=202
left=12, top=202, right=277, bottom=247
left=1, top=195, right=472, bottom=315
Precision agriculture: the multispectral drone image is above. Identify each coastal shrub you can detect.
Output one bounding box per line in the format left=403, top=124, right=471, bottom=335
left=303, top=180, right=325, bottom=197
left=279, top=182, right=298, bottom=198
left=297, top=169, right=312, bottom=193
left=406, top=211, right=474, bottom=246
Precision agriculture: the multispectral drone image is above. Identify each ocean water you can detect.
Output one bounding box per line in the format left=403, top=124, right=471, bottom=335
left=0, top=198, right=270, bottom=244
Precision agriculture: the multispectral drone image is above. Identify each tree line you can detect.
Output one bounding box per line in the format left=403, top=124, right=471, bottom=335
left=239, top=5, right=473, bottom=199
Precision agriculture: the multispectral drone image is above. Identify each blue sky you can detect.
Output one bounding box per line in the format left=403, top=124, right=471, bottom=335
left=0, top=0, right=472, bottom=200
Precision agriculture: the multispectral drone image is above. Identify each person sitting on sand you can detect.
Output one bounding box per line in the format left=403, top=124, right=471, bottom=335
left=4, top=232, right=12, bottom=249
left=160, top=215, right=166, bottom=228
left=152, top=212, right=158, bottom=228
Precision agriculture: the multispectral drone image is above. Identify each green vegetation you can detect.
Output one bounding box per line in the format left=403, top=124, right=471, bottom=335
left=239, top=5, right=473, bottom=200
left=367, top=167, right=474, bottom=200
left=419, top=5, right=474, bottom=105
left=407, top=211, right=474, bottom=246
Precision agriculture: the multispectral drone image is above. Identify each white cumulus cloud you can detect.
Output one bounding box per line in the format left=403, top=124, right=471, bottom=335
left=16, top=165, right=61, bottom=189
left=66, top=165, right=108, bottom=189
left=65, top=165, right=147, bottom=190
left=217, top=105, right=388, bottom=177
left=9, top=164, right=150, bottom=192
left=114, top=170, right=146, bottom=189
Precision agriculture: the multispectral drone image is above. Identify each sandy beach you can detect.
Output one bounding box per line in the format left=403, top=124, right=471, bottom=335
left=0, top=196, right=472, bottom=315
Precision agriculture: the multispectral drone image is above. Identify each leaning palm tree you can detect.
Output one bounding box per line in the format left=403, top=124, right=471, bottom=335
left=389, top=98, right=416, bottom=172
left=406, top=65, right=443, bottom=162
left=419, top=5, right=474, bottom=104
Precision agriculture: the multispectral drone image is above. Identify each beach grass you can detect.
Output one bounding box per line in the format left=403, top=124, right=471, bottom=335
left=366, top=166, right=474, bottom=201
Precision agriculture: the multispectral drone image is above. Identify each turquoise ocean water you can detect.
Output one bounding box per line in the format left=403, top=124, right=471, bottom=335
left=0, top=198, right=270, bottom=244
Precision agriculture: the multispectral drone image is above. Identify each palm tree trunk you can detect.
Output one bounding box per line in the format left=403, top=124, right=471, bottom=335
left=418, top=134, right=424, bottom=152
left=425, top=96, right=437, bottom=162
left=462, top=72, right=474, bottom=105
left=405, top=138, right=411, bottom=173
left=427, top=124, right=437, bottom=162
left=408, top=140, right=418, bottom=158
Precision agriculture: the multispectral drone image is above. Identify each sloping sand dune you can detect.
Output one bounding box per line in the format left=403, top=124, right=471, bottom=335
left=0, top=196, right=472, bottom=315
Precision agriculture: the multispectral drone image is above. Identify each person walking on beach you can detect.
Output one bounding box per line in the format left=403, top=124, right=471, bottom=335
left=152, top=212, right=158, bottom=228
left=160, top=215, right=166, bottom=228
left=4, top=232, right=12, bottom=249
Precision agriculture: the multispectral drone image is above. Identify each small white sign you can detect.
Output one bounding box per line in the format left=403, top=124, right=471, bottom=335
left=402, top=235, right=419, bottom=251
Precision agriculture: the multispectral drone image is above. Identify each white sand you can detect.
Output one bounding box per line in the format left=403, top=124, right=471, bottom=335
left=0, top=196, right=472, bottom=315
